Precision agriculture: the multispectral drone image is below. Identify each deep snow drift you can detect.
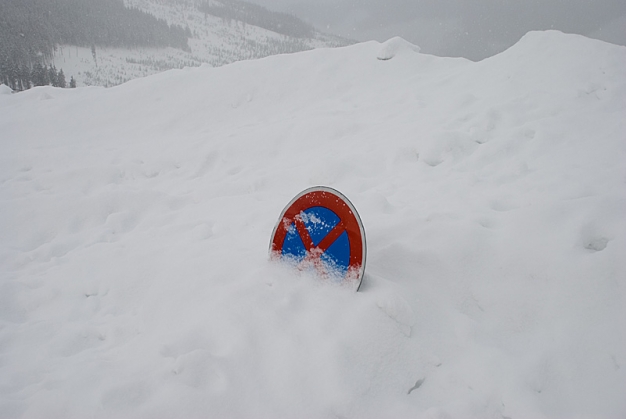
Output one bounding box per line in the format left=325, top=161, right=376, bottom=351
left=1, top=31, right=625, bottom=418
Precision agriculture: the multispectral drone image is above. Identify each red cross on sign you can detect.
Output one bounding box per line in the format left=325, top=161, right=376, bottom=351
left=270, top=186, right=366, bottom=290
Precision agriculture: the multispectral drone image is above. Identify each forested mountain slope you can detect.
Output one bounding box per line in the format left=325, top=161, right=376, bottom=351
left=1, top=0, right=351, bottom=89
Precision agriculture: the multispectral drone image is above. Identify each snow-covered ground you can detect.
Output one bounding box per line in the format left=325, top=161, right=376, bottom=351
left=1, top=30, right=625, bottom=418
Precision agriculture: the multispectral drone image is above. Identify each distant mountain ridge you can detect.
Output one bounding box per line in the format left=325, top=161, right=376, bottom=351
left=197, top=0, right=315, bottom=39
left=1, top=0, right=353, bottom=89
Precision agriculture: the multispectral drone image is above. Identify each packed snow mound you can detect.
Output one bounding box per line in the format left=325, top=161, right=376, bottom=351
left=0, top=84, right=12, bottom=95
left=1, top=31, right=625, bottom=419
left=377, top=36, right=421, bottom=60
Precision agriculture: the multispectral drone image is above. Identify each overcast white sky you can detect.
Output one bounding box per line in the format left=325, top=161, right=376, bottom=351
left=249, top=0, right=626, bottom=60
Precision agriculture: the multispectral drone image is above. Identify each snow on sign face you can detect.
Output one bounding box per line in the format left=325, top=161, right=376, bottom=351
left=270, top=187, right=366, bottom=290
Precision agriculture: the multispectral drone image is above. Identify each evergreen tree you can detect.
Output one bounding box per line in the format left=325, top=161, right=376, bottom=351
left=3, top=62, right=16, bottom=90
left=48, top=64, right=58, bottom=86
left=57, top=69, right=66, bottom=88
left=17, top=63, right=31, bottom=90
left=0, top=57, right=9, bottom=87
left=91, top=45, right=97, bottom=67
left=31, top=63, right=47, bottom=86
left=6, top=60, right=19, bottom=91
left=69, top=76, right=76, bottom=88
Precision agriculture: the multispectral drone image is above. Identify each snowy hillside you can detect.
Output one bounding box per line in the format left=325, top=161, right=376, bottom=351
left=1, top=30, right=625, bottom=418
left=50, top=0, right=351, bottom=87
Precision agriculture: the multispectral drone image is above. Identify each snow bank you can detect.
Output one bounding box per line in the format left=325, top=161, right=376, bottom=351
left=1, top=31, right=625, bottom=418
left=376, top=37, right=421, bottom=60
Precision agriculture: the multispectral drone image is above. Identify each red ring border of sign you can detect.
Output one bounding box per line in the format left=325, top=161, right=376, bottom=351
left=269, top=186, right=367, bottom=291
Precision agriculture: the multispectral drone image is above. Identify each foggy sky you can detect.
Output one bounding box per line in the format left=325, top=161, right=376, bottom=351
left=249, top=0, right=626, bottom=60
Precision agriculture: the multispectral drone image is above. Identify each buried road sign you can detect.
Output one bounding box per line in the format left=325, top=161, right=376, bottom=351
left=270, top=186, right=366, bottom=290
